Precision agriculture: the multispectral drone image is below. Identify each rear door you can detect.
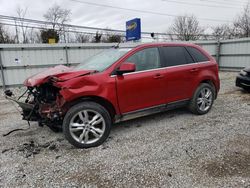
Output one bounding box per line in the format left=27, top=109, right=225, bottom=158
left=159, top=46, right=197, bottom=103
left=116, top=47, right=167, bottom=113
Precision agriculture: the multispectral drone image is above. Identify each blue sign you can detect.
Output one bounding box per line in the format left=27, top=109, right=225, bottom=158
left=126, top=18, right=141, bottom=41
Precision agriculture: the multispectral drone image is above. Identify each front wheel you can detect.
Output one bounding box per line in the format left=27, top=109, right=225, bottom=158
left=189, top=83, right=215, bottom=115
left=63, top=102, right=112, bottom=148
left=243, top=87, right=250, bottom=93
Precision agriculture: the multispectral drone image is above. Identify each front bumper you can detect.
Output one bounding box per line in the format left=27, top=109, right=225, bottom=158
left=236, top=75, right=250, bottom=89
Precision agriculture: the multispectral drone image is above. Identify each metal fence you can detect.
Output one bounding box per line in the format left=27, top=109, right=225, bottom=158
left=0, top=38, right=250, bottom=88
left=196, top=38, right=250, bottom=70
left=0, top=43, right=115, bottom=88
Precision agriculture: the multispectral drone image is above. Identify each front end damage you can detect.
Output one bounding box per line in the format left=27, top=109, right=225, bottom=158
left=5, top=65, right=95, bottom=131
left=5, top=84, right=67, bottom=131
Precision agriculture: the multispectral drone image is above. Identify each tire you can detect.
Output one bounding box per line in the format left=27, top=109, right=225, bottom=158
left=243, top=87, right=250, bottom=93
left=47, top=124, right=62, bottom=133
left=63, top=101, right=112, bottom=148
left=188, top=83, right=215, bottom=115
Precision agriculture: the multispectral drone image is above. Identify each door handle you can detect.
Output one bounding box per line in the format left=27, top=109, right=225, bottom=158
left=154, top=73, right=164, bottom=79
left=190, top=68, right=199, bottom=73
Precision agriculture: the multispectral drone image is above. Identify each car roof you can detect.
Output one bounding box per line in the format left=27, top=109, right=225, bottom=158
left=119, top=42, right=199, bottom=49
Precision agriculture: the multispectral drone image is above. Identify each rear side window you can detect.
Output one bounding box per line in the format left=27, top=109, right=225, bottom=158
left=186, top=47, right=209, bottom=62
left=160, top=46, right=194, bottom=67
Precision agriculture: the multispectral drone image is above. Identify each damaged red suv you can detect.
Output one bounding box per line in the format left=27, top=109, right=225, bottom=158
left=6, top=43, right=220, bottom=148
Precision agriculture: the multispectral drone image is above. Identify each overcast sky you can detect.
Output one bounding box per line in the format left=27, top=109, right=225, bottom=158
left=0, top=0, right=248, bottom=33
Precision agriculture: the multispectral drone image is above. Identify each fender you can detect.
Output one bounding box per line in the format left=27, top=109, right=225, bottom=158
left=57, top=73, right=120, bottom=114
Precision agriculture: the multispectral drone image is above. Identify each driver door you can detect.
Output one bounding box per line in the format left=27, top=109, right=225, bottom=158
left=116, top=47, right=167, bottom=114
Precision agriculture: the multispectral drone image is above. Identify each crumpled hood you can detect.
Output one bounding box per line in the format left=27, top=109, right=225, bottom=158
left=24, top=65, right=94, bottom=87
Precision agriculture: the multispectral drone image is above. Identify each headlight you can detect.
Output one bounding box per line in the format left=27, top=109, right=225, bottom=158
left=240, top=70, right=247, bottom=76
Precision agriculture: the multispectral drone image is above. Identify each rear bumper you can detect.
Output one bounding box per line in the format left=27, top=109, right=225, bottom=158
left=236, top=75, right=250, bottom=89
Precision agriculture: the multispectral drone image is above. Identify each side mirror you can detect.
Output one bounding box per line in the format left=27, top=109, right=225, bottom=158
left=116, top=62, right=136, bottom=75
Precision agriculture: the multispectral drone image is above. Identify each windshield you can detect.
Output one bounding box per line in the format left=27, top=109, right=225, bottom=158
left=74, top=48, right=131, bottom=72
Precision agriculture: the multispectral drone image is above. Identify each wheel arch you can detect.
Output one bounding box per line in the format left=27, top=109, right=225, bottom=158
left=199, top=79, right=218, bottom=99
left=63, top=96, right=117, bottom=120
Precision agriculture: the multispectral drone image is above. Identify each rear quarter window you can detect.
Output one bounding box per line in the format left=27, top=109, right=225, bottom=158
left=186, top=47, right=209, bottom=62
left=160, top=46, right=194, bottom=67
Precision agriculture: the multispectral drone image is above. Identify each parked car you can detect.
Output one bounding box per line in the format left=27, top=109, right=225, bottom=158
left=236, top=67, right=250, bottom=91
left=6, top=43, right=220, bottom=148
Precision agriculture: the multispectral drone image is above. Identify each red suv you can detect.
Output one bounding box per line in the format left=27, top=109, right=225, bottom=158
left=7, top=43, right=220, bottom=148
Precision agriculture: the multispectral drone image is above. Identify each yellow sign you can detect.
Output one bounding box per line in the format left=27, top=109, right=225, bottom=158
left=126, top=22, right=137, bottom=31
left=48, top=38, right=56, bottom=44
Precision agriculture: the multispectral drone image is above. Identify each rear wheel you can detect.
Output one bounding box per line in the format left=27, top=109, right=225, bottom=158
left=189, top=83, right=215, bottom=115
left=63, top=102, right=111, bottom=148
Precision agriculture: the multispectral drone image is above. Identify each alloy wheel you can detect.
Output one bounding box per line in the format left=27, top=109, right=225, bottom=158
left=197, top=87, right=213, bottom=112
left=69, top=110, right=106, bottom=145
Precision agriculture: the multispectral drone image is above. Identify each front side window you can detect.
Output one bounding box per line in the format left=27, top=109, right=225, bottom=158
left=126, top=47, right=161, bottom=72
left=75, top=48, right=131, bottom=72
left=160, top=46, right=194, bottom=67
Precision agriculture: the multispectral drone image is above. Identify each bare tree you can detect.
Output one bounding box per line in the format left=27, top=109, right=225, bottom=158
left=75, top=33, right=90, bottom=43
left=212, top=3, right=250, bottom=40
left=92, top=31, right=102, bottom=43
left=0, top=24, right=14, bottom=43
left=43, top=4, right=71, bottom=43
left=16, top=6, right=28, bottom=43
left=105, top=33, right=123, bottom=43
left=169, top=15, right=204, bottom=41
left=233, top=3, right=250, bottom=38
left=212, top=24, right=234, bottom=40
left=14, top=19, right=19, bottom=43
left=101, top=30, right=123, bottom=43
left=27, top=28, right=42, bottom=43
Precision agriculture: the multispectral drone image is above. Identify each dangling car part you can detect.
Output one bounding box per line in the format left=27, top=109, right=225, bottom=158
left=5, top=65, right=97, bottom=132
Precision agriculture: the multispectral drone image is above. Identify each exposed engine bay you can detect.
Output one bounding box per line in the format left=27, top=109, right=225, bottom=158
left=4, top=65, right=96, bottom=131
left=5, top=84, right=66, bottom=131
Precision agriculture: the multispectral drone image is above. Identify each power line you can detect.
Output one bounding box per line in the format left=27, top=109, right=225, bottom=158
left=68, top=0, right=233, bottom=23
left=1, top=14, right=217, bottom=36
left=0, top=17, right=216, bottom=39
left=0, top=16, right=159, bottom=37
left=218, top=0, right=250, bottom=4
left=212, top=0, right=249, bottom=3
left=162, top=0, right=244, bottom=9
left=0, top=22, right=168, bottom=40
left=0, top=14, right=125, bottom=33
left=0, top=22, right=117, bottom=36
left=199, top=0, right=248, bottom=6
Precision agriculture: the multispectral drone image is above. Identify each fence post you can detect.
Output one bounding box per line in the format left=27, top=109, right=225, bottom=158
left=216, top=39, right=221, bottom=69
left=64, top=45, right=69, bottom=66
left=0, top=48, right=6, bottom=90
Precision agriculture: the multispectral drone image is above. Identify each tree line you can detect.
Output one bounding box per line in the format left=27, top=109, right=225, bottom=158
left=0, top=3, right=250, bottom=43
left=171, top=3, right=250, bottom=41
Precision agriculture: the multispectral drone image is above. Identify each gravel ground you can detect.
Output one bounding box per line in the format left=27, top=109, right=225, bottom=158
left=0, top=72, right=250, bottom=188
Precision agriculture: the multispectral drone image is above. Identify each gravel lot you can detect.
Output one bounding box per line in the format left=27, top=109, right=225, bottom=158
left=0, top=71, right=250, bottom=188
